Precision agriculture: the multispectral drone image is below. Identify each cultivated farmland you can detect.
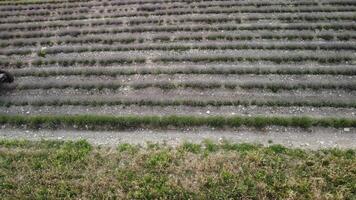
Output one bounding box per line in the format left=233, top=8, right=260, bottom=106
left=0, top=0, right=355, bottom=147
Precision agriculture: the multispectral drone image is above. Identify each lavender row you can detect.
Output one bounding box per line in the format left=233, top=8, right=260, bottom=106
left=1, top=0, right=354, bottom=18
left=1, top=23, right=355, bottom=40
left=1, top=13, right=355, bottom=32
left=1, top=6, right=356, bottom=25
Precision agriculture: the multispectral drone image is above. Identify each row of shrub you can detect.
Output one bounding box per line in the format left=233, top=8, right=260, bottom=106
left=0, top=0, right=231, bottom=12
left=1, top=6, right=136, bottom=19
left=3, top=42, right=356, bottom=56
left=11, top=66, right=356, bottom=77
left=2, top=32, right=354, bottom=48
left=0, top=1, right=301, bottom=18
left=201, top=33, right=355, bottom=41
left=1, top=54, right=353, bottom=68
left=154, top=55, right=354, bottom=65
left=0, top=16, right=128, bottom=32
left=0, top=0, right=209, bottom=6
left=128, top=15, right=356, bottom=26
left=0, top=0, right=236, bottom=7
left=41, top=42, right=356, bottom=55
left=139, top=2, right=356, bottom=12
left=1, top=36, right=140, bottom=47
left=1, top=98, right=355, bottom=109
left=1, top=5, right=355, bottom=24
left=0, top=7, right=90, bottom=18
left=0, top=57, right=145, bottom=68
left=8, top=81, right=356, bottom=92
left=1, top=0, right=354, bottom=20
left=240, top=82, right=356, bottom=92
left=135, top=82, right=356, bottom=91
left=0, top=114, right=355, bottom=130
left=3, top=13, right=354, bottom=32
left=2, top=0, right=354, bottom=9
left=2, top=23, right=355, bottom=40
left=0, top=0, right=89, bottom=6
left=0, top=2, right=264, bottom=21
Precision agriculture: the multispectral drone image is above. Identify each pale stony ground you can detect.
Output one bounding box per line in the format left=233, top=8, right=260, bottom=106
left=0, top=127, right=355, bottom=149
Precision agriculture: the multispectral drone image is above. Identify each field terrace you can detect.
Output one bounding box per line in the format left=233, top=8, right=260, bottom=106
left=0, top=0, right=355, bottom=134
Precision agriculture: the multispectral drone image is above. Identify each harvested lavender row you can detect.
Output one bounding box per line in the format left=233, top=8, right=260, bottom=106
left=1, top=0, right=356, bottom=131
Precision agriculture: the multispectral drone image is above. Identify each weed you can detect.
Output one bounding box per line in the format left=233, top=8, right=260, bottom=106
left=180, top=142, right=201, bottom=154
left=37, top=48, right=46, bottom=58
left=53, top=140, right=92, bottom=166
left=145, top=150, right=172, bottom=169
left=117, top=143, right=139, bottom=154
left=268, top=144, right=287, bottom=154
left=203, top=139, right=219, bottom=153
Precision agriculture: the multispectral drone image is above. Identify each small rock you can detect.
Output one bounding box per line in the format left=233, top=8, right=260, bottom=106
left=206, top=110, right=210, bottom=114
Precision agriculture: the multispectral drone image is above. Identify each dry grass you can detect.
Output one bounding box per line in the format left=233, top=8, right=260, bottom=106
left=0, top=139, right=355, bottom=199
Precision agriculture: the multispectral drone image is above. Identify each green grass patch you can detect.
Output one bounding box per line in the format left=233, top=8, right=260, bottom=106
left=0, top=139, right=355, bottom=199
left=0, top=115, right=355, bottom=130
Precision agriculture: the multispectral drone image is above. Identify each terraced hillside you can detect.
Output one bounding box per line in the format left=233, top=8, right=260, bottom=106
left=0, top=0, right=355, bottom=146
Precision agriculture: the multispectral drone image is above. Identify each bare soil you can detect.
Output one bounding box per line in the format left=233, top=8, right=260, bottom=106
left=1, top=127, right=355, bottom=149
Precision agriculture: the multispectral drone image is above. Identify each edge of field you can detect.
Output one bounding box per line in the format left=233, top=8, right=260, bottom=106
left=0, top=139, right=355, bottom=199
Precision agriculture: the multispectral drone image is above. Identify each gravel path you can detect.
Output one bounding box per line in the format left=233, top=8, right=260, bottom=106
left=0, top=127, right=355, bottom=149
left=2, top=105, right=356, bottom=118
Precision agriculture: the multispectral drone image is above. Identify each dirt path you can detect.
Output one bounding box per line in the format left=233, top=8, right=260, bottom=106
left=0, top=127, right=354, bottom=149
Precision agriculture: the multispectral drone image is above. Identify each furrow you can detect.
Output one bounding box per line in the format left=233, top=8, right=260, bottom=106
left=1, top=104, right=355, bottom=118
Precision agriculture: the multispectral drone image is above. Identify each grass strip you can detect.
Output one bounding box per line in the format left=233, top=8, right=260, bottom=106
left=0, top=114, right=355, bottom=130
left=1, top=99, right=356, bottom=108
left=0, top=139, right=355, bottom=199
